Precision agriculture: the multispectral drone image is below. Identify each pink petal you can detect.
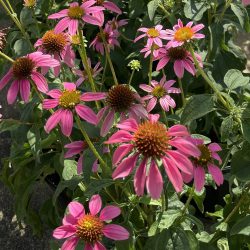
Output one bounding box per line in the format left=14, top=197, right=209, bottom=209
left=102, top=224, right=129, bottom=240
left=63, top=214, right=78, bottom=225
left=65, top=141, right=84, bottom=149
left=63, top=82, right=76, bottom=91
left=105, top=130, right=133, bottom=144
left=116, top=118, right=138, bottom=132
left=174, top=60, right=184, bottom=78
left=77, top=155, right=83, bottom=174
left=83, top=14, right=102, bottom=26
left=44, top=109, right=62, bottom=133
left=42, top=99, right=59, bottom=109
left=208, top=163, right=224, bottom=186
left=130, top=104, right=148, bottom=118
left=93, top=241, right=106, bottom=250
left=81, top=92, right=106, bottom=101
left=84, top=243, right=93, bottom=250
left=75, top=104, right=98, bottom=125
left=134, top=159, right=147, bottom=196
left=168, top=124, right=189, bottom=137
left=112, top=154, right=139, bottom=179
left=31, top=72, right=48, bottom=93
left=61, top=236, right=79, bottom=250
left=89, top=194, right=102, bottom=216
left=47, top=89, right=62, bottom=98
left=149, top=114, right=160, bottom=122
left=48, top=9, right=68, bottom=19
left=162, top=156, right=183, bottom=192
left=194, top=166, right=205, bottom=192
left=147, top=97, right=157, bottom=112
left=156, top=57, right=170, bottom=71
left=68, top=201, right=85, bottom=219
left=19, top=79, right=30, bottom=103
left=192, top=24, right=205, bottom=32
left=60, top=109, right=73, bottom=137
left=208, top=143, right=222, bottom=152
left=103, top=1, right=122, bottom=14
left=139, top=84, right=153, bottom=93
left=53, top=225, right=76, bottom=239
left=7, top=80, right=19, bottom=104
left=100, top=110, right=115, bottom=137
left=100, top=206, right=121, bottom=221
left=0, top=69, right=13, bottom=90
left=68, top=19, right=78, bottom=35
left=146, top=160, right=163, bottom=199
left=113, top=143, right=134, bottom=165
left=212, top=152, right=222, bottom=164
left=159, top=97, right=171, bottom=111
left=54, top=17, right=70, bottom=34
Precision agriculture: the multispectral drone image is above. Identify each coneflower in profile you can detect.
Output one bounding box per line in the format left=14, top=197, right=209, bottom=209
left=0, top=28, right=7, bottom=51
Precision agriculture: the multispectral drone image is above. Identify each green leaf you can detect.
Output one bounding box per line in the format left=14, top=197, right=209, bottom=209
left=129, top=0, right=145, bottom=19
left=13, top=39, right=31, bottom=56
left=158, top=209, right=181, bottom=229
left=85, top=179, right=114, bottom=197
left=231, top=142, right=250, bottom=182
left=181, top=94, right=215, bottom=124
left=231, top=215, right=250, bottom=236
left=62, top=160, right=77, bottom=180
left=221, top=116, right=234, bottom=142
left=0, top=119, right=22, bottom=132
left=144, top=229, right=171, bottom=250
left=184, top=0, right=208, bottom=21
left=20, top=8, right=34, bottom=26
left=185, top=214, right=204, bottom=232
left=147, top=0, right=160, bottom=20
left=224, top=69, right=249, bottom=90
left=242, top=104, right=250, bottom=143
left=193, top=189, right=205, bottom=213
left=231, top=3, right=250, bottom=32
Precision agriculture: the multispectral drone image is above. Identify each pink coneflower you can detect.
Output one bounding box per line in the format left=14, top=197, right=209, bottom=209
left=243, top=0, right=250, bottom=6
left=140, top=76, right=181, bottom=112
left=134, top=25, right=168, bottom=47
left=74, top=58, right=103, bottom=86
left=90, top=23, right=120, bottom=55
left=166, top=19, right=205, bottom=48
left=190, top=138, right=224, bottom=192
left=0, top=52, right=59, bottom=104
left=155, top=46, right=203, bottom=78
left=48, top=1, right=104, bottom=35
left=35, top=30, right=75, bottom=77
left=106, top=17, right=128, bottom=30
left=53, top=195, right=129, bottom=250
left=140, top=44, right=161, bottom=58
left=65, top=141, right=98, bottom=174
left=86, top=84, right=148, bottom=136
left=43, top=82, right=103, bottom=137
left=105, top=115, right=200, bottom=198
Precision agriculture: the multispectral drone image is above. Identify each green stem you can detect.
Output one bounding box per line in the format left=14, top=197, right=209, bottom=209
left=161, top=108, right=168, bottom=127
left=128, top=69, right=135, bottom=85
left=182, top=186, right=194, bottom=215
left=75, top=116, right=108, bottom=170
left=99, top=27, right=119, bottom=86
left=177, top=78, right=186, bottom=106
left=0, top=51, right=14, bottom=62
left=161, top=192, right=166, bottom=212
left=101, top=56, right=108, bottom=85
left=189, top=46, right=231, bottom=111
left=32, top=8, right=40, bottom=37
left=148, top=47, right=153, bottom=84
left=217, top=0, right=232, bottom=22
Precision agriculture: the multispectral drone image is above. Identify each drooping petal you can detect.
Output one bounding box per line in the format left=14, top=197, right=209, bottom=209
left=93, top=241, right=106, bottom=250
left=89, top=194, right=102, bottom=216
left=208, top=163, right=224, bottom=186
left=81, top=92, right=106, bottom=101
left=211, top=152, right=222, bottom=164
left=68, top=19, right=78, bottom=35
left=54, top=17, right=70, bottom=34
left=139, top=84, right=153, bottom=93
left=44, top=109, right=62, bottom=133
left=60, top=109, right=73, bottom=137
left=134, top=159, right=147, bottom=196
left=194, top=166, right=205, bottom=192
left=167, top=124, right=189, bottom=137
left=112, top=143, right=134, bottom=165
left=146, top=160, right=163, bottom=199
left=48, top=9, right=68, bottom=19
left=100, top=110, right=115, bottom=137
left=68, top=201, right=85, bottom=219
left=0, top=69, right=13, bottom=90
left=61, top=236, right=79, bottom=250
left=19, top=79, right=30, bottom=103
left=130, top=104, right=148, bottom=118
left=105, top=130, right=133, bottom=144
left=116, top=118, right=138, bottom=132
left=102, top=224, right=129, bottom=240
left=77, top=155, right=83, bottom=174
left=31, top=72, right=48, bottom=93
left=7, top=80, right=19, bottom=104
left=147, top=97, right=157, bottom=112
left=174, top=60, right=184, bottom=78
left=75, top=104, right=98, bottom=125
left=103, top=1, right=122, bottom=14
left=53, top=225, right=76, bottom=239
left=112, top=154, right=139, bottom=179
left=100, top=206, right=121, bottom=221
left=162, top=156, right=183, bottom=192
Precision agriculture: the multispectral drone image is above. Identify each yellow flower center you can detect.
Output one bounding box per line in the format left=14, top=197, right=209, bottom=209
left=194, top=144, right=212, bottom=166
left=106, top=85, right=135, bottom=112
left=59, top=90, right=81, bottom=109
left=42, top=30, right=67, bottom=54
left=24, top=0, right=36, bottom=8
left=68, top=6, right=84, bottom=19
left=76, top=214, right=104, bottom=243
left=12, top=57, right=35, bottom=79
left=147, top=28, right=160, bottom=38
left=134, top=121, right=169, bottom=158
left=152, top=85, right=166, bottom=98
left=174, top=27, right=194, bottom=42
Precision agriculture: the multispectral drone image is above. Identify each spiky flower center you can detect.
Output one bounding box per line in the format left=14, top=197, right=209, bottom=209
left=168, top=47, right=187, bottom=60
left=152, top=85, right=166, bottom=98
left=147, top=28, right=160, bottom=38
left=42, top=30, right=67, bottom=54
left=59, top=90, right=81, bottom=109
left=106, top=85, right=135, bottom=112
left=97, top=32, right=109, bottom=42
left=194, top=144, right=212, bottom=166
left=68, top=6, right=84, bottom=19
left=134, top=121, right=169, bottom=158
left=96, top=0, right=104, bottom=5
left=174, top=27, right=194, bottom=42
left=76, top=214, right=104, bottom=243
left=12, top=57, right=35, bottom=79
